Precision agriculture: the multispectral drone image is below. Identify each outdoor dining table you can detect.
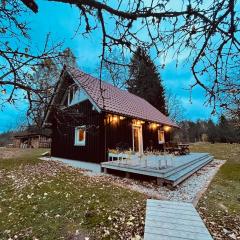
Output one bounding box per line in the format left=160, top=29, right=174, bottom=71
left=165, top=143, right=190, bottom=155
left=178, top=143, right=190, bottom=154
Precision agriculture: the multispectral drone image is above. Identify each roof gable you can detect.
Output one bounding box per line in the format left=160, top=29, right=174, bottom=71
left=67, top=67, right=178, bottom=127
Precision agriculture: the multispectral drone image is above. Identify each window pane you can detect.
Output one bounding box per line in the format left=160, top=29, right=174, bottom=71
left=75, top=126, right=86, bottom=146
left=78, top=129, right=85, bottom=141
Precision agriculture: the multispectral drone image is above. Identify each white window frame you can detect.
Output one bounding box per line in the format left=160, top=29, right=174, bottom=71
left=158, top=130, right=165, bottom=144
left=74, top=125, right=86, bottom=146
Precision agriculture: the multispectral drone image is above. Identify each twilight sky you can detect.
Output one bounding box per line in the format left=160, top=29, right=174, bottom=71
left=0, top=1, right=217, bottom=133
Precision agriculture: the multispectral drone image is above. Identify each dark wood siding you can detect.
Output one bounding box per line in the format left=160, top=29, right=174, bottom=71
left=142, top=124, right=170, bottom=151
left=51, top=106, right=172, bottom=163
left=105, top=117, right=133, bottom=151
left=51, top=100, right=105, bottom=163
left=142, top=124, right=161, bottom=151
left=105, top=116, right=170, bottom=152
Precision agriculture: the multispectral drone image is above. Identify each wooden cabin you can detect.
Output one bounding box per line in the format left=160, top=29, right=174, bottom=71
left=43, top=66, right=178, bottom=163
left=13, top=127, right=51, bottom=149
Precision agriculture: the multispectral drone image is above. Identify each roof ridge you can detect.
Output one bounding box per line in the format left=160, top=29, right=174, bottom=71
left=67, top=66, right=178, bottom=127
left=69, top=66, right=124, bottom=89
left=68, top=66, right=154, bottom=103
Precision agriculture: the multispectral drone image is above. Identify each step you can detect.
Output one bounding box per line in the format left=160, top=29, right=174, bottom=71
left=167, top=155, right=213, bottom=180
left=168, top=155, right=213, bottom=182
left=166, top=156, right=213, bottom=186
left=163, top=153, right=211, bottom=177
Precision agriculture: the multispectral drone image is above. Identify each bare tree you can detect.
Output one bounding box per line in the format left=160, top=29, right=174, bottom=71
left=27, top=48, right=78, bottom=126
left=20, top=0, right=239, bottom=115
left=220, top=72, right=240, bottom=125
left=0, top=1, right=62, bottom=111
left=101, top=49, right=130, bottom=89
left=1, top=0, right=239, bottom=122
left=166, top=90, right=185, bottom=123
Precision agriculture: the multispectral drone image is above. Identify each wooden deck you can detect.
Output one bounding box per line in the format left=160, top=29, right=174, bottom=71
left=101, top=153, right=213, bottom=186
left=144, top=199, right=213, bottom=240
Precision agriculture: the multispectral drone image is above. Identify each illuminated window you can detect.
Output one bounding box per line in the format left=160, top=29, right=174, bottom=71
left=74, top=126, right=86, bottom=146
left=158, top=130, right=165, bottom=144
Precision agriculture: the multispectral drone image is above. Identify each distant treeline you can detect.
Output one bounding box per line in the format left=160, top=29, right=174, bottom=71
left=175, top=115, right=240, bottom=143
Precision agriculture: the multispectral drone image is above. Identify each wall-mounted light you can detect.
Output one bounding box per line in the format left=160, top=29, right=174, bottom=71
left=132, top=119, right=145, bottom=126
left=1, top=89, right=6, bottom=94
left=112, top=115, right=118, bottom=122
left=150, top=123, right=159, bottom=130
left=136, top=120, right=141, bottom=125
left=106, top=114, right=125, bottom=125
left=163, top=126, right=171, bottom=132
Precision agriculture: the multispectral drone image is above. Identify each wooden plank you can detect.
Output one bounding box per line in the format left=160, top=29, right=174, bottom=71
left=144, top=232, right=212, bottom=240
left=147, top=199, right=196, bottom=209
left=145, top=226, right=213, bottom=240
left=146, top=210, right=201, bottom=221
left=167, top=157, right=213, bottom=182
left=144, top=233, right=200, bottom=240
left=170, top=157, right=213, bottom=186
left=144, top=199, right=213, bottom=240
left=148, top=199, right=193, bottom=206
left=162, top=154, right=210, bottom=177
left=146, top=215, right=205, bottom=227
left=146, top=207, right=198, bottom=216
left=100, top=163, right=165, bottom=177
left=145, top=219, right=209, bottom=234
left=146, top=204, right=196, bottom=213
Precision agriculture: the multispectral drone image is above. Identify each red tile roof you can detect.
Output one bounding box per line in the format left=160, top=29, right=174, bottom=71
left=68, top=67, right=178, bottom=127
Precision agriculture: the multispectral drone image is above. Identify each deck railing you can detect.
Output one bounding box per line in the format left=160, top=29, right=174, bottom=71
left=108, top=150, right=175, bottom=169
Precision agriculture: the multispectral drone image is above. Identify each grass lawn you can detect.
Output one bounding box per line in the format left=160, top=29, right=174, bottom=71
left=191, top=143, right=240, bottom=239
left=0, top=144, right=239, bottom=239
left=0, top=149, right=146, bottom=240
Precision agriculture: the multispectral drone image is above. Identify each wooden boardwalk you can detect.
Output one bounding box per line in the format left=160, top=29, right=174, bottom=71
left=144, top=199, right=213, bottom=240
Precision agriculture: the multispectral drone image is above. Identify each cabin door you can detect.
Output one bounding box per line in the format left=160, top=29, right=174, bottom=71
left=132, top=125, right=143, bottom=154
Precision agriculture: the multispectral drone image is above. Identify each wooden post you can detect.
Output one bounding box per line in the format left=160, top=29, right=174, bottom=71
left=158, top=156, right=161, bottom=169
left=157, top=178, right=164, bottom=186
left=125, top=172, right=130, bottom=178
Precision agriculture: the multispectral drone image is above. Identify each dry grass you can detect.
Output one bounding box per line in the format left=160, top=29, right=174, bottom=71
left=1, top=145, right=239, bottom=239
left=0, top=149, right=146, bottom=240
left=191, top=143, right=240, bottom=240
